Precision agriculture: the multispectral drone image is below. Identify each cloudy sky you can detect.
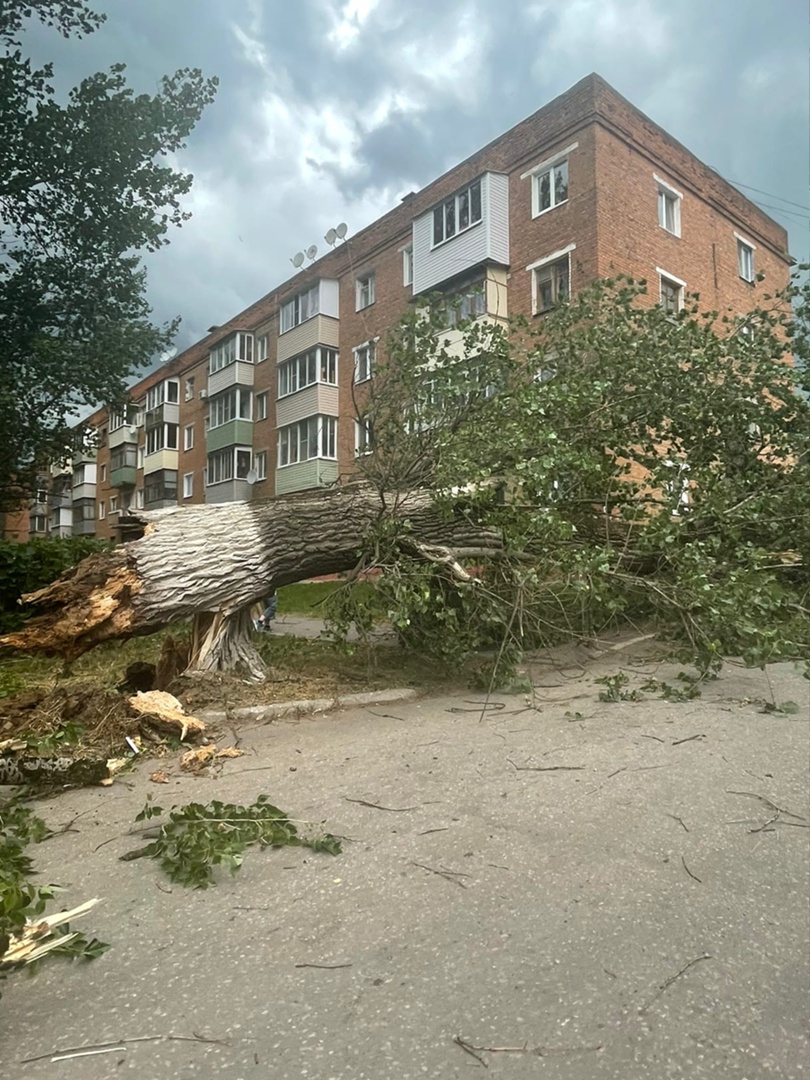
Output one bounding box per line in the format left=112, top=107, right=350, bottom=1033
left=23, top=0, right=810, bottom=357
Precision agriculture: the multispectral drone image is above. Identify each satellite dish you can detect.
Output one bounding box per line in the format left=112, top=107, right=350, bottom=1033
left=306, top=245, right=318, bottom=261
left=324, top=228, right=337, bottom=246
left=245, top=469, right=258, bottom=485
left=291, top=252, right=305, bottom=268
left=335, top=222, right=348, bottom=239
left=159, top=346, right=177, bottom=364
left=129, top=424, right=138, bottom=435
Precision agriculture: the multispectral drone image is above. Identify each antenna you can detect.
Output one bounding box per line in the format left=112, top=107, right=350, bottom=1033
left=246, top=469, right=258, bottom=486
left=290, top=252, right=305, bottom=268
left=324, top=228, right=337, bottom=246
left=306, top=245, right=318, bottom=261
left=335, top=222, right=348, bottom=240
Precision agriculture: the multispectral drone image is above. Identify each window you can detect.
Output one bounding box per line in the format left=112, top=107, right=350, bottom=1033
left=144, top=470, right=177, bottom=505
left=100, top=464, right=107, bottom=482
left=209, top=332, right=254, bottom=374
left=737, top=236, right=755, bottom=282
left=432, top=179, right=483, bottom=246
left=255, top=451, right=267, bottom=480
left=443, top=278, right=486, bottom=327
left=209, top=387, right=252, bottom=428
left=206, top=447, right=252, bottom=484
left=109, top=407, right=132, bottom=431
left=533, top=159, right=569, bottom=216
left=255, top=392, right=268, bottom=421
left=403, top=246, right=413, bottom=286
left=72, top=500, right=95, bottom=524
left=138, top=446, right=145, bottom=468
left=110, top=445, right=137, bottom=471
left=277, top=416, right=337, bottom=466
left=256, top=334, right=269, bottom=362
left=109, top=495, right=118, bottom=514
left=145, top=379, right=179, bottom=411
left=145, top=423, right=179, bottom=455
left=280, top=283, right=320, bottom=333
left=533, top=256, right=570, bottom=313
left=355, top=416, right=374, bottom=455
left=277, top=347, right=338, bottom=398
left=356, top=273, right=375, bottom=310
left=31, top=514, right=47, bottom=533
left=134, top=489, right=144, bottom=510
left=659, top=273, right=684, bottom=314
left=353, top=341, right=376, bottom=383
left=184, top=424, right=194, bottom=451
left=183, top=472, right=194, bottom=499
left=184, top=376, right=195, bottom=401
left=655, top=175, right=682, bottom=237
left=98, top=500, right=106, bottom=520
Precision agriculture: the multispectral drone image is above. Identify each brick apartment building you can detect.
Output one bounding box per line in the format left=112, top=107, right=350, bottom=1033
left=4, top=73, right=792, bottom=544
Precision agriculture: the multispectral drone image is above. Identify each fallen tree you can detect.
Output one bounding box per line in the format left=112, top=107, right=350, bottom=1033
left=0, top=486, right=502, bottom=681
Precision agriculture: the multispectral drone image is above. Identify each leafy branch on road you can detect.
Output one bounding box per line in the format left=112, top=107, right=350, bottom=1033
left=126, top=794, right=341, bottom=888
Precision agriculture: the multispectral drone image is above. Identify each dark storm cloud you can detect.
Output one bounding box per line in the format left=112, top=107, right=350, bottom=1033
left=13, top=0, right=809, bottom=365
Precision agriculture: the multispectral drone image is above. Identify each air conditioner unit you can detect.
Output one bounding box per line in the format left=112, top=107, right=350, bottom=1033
left=199, top=389, right=209, bottom=399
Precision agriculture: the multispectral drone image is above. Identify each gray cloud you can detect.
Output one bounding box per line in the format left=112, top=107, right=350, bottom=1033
left=15, top=0, right=810, bottom=372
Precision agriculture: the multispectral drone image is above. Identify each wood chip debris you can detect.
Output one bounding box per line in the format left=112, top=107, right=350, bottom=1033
left=127, top=691, right=205, bottom=741
left=180, top=745, right=244, bottom=772
left=0, top=899, right=100, bottom=969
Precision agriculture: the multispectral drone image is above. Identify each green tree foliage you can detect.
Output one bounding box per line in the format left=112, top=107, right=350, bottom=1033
left=334, top=273, right=810, bottom=676
left=0, top=1, right=218, bottom=508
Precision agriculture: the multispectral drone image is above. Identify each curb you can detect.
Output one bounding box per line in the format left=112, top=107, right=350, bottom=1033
left=196, top=686, right=419, bottom=725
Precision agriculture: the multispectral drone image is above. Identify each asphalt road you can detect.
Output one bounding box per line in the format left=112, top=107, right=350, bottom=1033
left=1, top=643, right=808, bottom=1079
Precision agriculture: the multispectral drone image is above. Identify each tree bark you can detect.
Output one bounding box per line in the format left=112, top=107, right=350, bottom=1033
left=0, top=485, right=502, bottom=677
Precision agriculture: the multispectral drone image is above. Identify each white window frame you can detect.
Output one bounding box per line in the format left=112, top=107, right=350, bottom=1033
left=527, top=244, right=575, bottom=315
left=145, top=422, right=179, bottom=456
left=353, top=340, right=376, bottom=384
left=134, top=488, right=144, bottom=510
left=657, top=268, right=686, bottom=314
left=432, top=179, right=483, bottom=248
left=209, top=387, right=252, bottom=429
left=522, top=142, right=576, bottom=219
left=735, top=233, right=756, bottom=283
left=184, top=376, right=195, bottom=401
left=98, top=500, right=106, bottom=520
left=100, top=464, right=107, bottom=482
left=109, top=495, right=118, bottom=514
left=277, top=416, right=337, bottom=468
left=277, top=346, right=338, bottom=399
left=209, top=332, right=254, bottom=374
left=280, top=283, right=320, bottom=334
left=183, top=472, right=194, bottom=499
left=255, top=392, right=268, bottom=421
left=145, top=379, right=179, bottom=412
left=356, top=272, right=375, bottom=311
left=255, top=450, right=267, bottom=481
left=402, top=245, right=413, bottom=286
left=355, top=416, right=374, bottom=455
left=206, top=447, right=253, bottom=486
left=183, top=424, right=194, bottom=451
left=256, top=333, right=269, bottom=363
left=655, top=174, right=682, bottom=237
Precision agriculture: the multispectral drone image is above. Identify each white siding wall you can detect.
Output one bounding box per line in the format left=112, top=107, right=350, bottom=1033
left=412, top=172, right=510, bottom=294
left=143, top=449, right=179, bottom=474
left=277, top=315, right=340, bottom=362
left=277, top=384, right=340, bottom=427
left=208, top=360, right=255, bottom=397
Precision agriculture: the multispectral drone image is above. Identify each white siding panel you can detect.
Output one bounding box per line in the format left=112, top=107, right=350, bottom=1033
left=275, top=460, right=338, bottom=495
left=412, top=173, right=510, bottom=294
left=277, top=315, right=340, bottom=362
left=276, top=384, right=339, bottom=427
left=208, top=361, right=255, bottom=397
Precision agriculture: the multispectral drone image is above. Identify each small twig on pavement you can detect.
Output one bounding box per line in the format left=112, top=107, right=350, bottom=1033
left=639, top=954, right=712, bottom=1014
left=411, top=861, right=469, bottom=888
left=672, top=733, right=706, bottom=746
left=508, top=759, right=585, bottom=772
left=344, top=798, right=418, bottom=812
left=453, top=1035, right=488, bottom=1067
left=668, top=814, right=689, bottom=832
left=294, top=962, right=352, bottom=970
left=640, top=734, right=665, bottom=743
left=680, top=855, right=702, bottom=883
left=726, top=790, right=806, bottom=820
left=21, top=1033, right=229, bottom=1064
left=418, top=827, right=449, bottom=835
left=368, top=711, right=408, bottom=721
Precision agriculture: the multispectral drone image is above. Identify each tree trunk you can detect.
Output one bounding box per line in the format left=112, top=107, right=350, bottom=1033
left=0, top=485, right=502, bottom=675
